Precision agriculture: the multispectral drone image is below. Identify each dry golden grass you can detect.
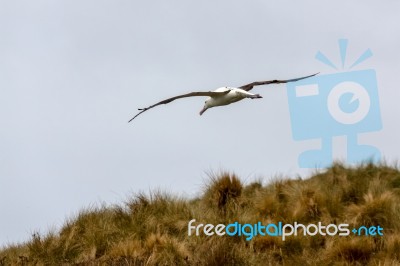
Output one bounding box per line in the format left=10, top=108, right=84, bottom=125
left=1, top=162, right=400, bottom=265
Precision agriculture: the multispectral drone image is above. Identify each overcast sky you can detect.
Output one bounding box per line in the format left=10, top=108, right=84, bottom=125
left=1, top=1, right=399, bottom=245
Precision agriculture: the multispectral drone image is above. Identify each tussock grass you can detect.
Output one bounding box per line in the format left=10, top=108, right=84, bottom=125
left=202, top=171, right=243, bottom=220
left=1, top=163, right=400, bottom=265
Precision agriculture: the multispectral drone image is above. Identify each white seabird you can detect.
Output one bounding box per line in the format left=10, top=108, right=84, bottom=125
left=128, top=73, right=318, bottom=122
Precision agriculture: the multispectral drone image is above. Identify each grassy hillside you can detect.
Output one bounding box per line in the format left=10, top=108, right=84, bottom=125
left=1, top=162, right=400, bottom=265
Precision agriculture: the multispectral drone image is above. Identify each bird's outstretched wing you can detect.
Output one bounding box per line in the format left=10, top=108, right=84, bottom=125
left=239, top=73, right=319, bottom=92
left=128, top=90, right=230, bottom=122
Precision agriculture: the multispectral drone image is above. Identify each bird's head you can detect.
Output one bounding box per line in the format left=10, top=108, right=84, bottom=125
left=199, top=98, right=212, bottom=115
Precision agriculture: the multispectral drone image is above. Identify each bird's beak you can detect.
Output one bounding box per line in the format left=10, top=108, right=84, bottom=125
left=199, top=106, right=208, bottom=116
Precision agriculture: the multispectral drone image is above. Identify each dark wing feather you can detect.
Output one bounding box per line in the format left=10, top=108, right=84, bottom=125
left=128, top=90, right=230, bottom=122
left=239, top=73, right=319, bottom=91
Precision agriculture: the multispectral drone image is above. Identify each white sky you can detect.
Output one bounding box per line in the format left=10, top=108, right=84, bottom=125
left=1, top=1, right=399, bottom=245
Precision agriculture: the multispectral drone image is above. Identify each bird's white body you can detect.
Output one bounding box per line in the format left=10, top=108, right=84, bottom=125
left=200, top=87, right=262, bottom=115
left=208, top=87, right=252, bottom=105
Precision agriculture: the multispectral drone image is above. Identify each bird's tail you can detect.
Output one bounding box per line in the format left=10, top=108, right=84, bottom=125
left=250, top=94, right=263, bottom=99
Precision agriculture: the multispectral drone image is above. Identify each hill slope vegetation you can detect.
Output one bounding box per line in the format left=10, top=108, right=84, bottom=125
left=1, top=162, right=400, bottom=265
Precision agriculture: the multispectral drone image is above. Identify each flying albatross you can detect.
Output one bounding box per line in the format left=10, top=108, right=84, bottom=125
left=128, top=73, right=318, bottom=122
